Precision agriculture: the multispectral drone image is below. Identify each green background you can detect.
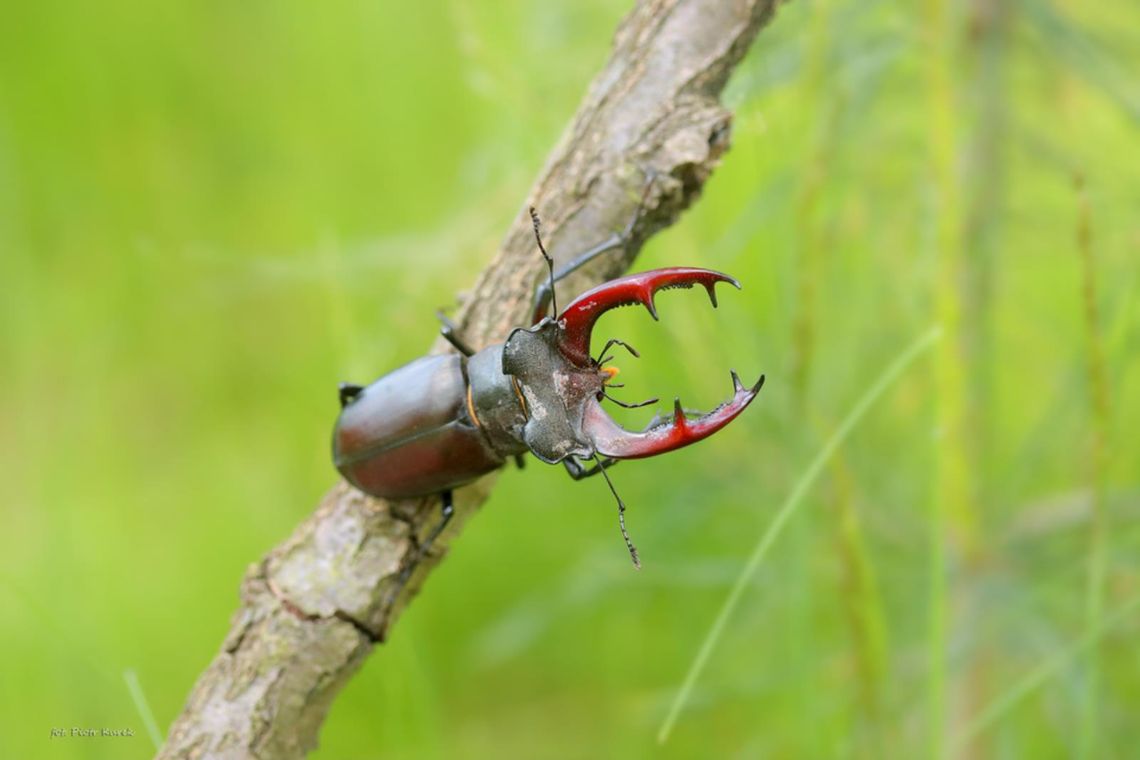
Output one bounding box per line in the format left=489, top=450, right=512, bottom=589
left=2, top=0, right=1138, bottom=757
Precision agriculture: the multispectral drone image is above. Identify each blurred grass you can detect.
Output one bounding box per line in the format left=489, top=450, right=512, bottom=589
left=658, top=326, right=941, bottom=745
left=1, top=0, right=1138, bottom=758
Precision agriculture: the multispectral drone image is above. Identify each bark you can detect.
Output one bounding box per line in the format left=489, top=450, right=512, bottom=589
left=159, top=1, right=784, bottom=757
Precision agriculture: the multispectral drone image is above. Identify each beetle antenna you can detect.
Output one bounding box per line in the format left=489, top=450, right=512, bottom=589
left=592, top=452, right=640, bottom=569
left=529, top=207, right=557, bottom=319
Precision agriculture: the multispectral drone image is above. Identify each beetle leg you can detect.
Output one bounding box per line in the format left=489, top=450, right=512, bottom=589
left=529, top=176, right=657, bottom=324
left=530, top=232, right=626, bottom=324
left=388, top=490, right=456, bottom=604
left=436, top=310, right=475, bottom=357
left=582, top=371, right=765, bottom=459
left=421, top=489, right=456, bottom=555
left=556, top=268, right=741, bottom=365
left=562, top=454, right=618, bottom=480
left=338, top=383, right=364, bottom=408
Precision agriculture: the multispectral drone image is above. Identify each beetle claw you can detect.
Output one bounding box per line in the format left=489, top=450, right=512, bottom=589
left=508, top=266, right=762, bottom=462
left=672, top=398, right=686, bottom=424
left=554, top=268, right=761, bottom=459
left=555, top=267, right=741, bottom=365
left=582, top=371, right=765, bottom=460
left=707, top=283, right=721, bottom=308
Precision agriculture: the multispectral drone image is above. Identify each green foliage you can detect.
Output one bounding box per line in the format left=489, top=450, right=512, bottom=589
left=1, top=0, right=1137, bottom=757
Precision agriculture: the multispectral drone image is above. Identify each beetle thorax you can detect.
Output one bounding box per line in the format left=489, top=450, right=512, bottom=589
left=501, top=319, right=605, bottom=464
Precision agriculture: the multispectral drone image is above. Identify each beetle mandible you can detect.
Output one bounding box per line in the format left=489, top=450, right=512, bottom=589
left=332, top=200, right=764, bottom=574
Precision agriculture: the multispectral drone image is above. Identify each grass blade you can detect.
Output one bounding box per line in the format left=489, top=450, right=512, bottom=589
left=124, top=668, right=164, bottom=751
left=951, top=595, right=1140, bottom=750
left=657, top=326, right=942, bottom=745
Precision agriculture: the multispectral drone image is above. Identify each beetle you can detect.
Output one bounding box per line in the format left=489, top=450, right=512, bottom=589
left=333, top=204, right=764, bottom=574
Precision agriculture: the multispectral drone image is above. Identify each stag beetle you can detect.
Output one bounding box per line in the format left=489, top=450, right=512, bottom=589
left=333, top=203, right=764, bottom=574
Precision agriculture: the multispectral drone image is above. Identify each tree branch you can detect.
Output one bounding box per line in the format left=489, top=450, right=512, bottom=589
left=159, top=1, right=783, bottom=757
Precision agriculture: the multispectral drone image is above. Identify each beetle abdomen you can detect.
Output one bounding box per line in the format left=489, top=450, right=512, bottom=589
left=333, top=355, right=503, bottom=499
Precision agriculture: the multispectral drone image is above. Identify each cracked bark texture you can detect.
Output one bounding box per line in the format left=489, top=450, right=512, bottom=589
left=159, top=1, right=783, bottom=757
